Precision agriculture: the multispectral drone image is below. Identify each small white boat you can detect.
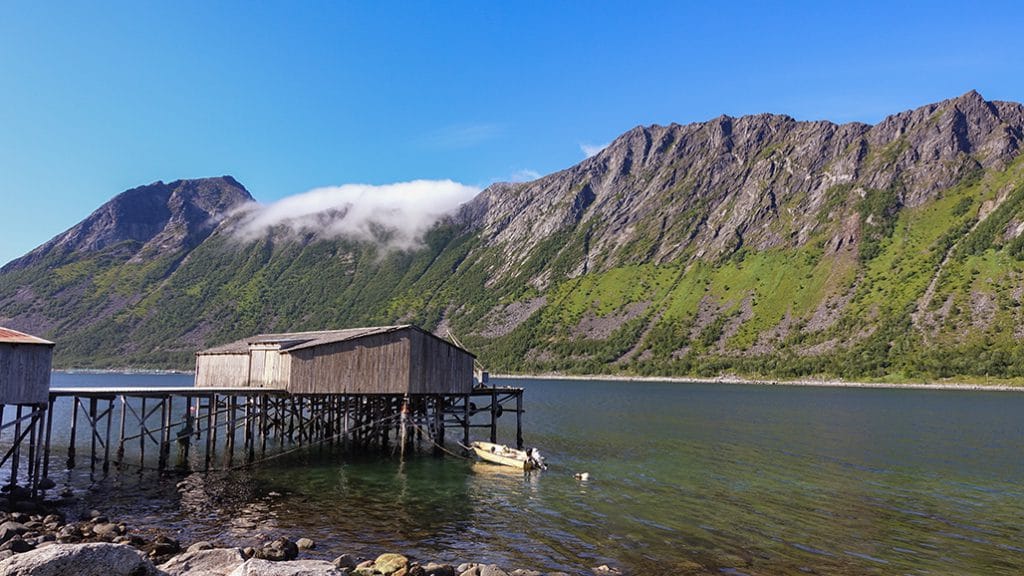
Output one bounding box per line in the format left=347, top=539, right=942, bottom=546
left=470, top=441, right=546, bottom=470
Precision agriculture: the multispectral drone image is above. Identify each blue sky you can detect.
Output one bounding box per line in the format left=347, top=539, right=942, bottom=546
left=2, top=1, right=1022, bottom=266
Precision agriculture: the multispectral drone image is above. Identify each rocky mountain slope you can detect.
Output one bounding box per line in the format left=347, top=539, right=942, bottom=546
left=3, top=91, right=1024, bottom=380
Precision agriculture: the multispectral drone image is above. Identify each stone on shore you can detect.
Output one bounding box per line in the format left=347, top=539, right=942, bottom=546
left=254, top=537, right=299, bottom=561
left=0, top=542, right=160, bottom=576
left=0, top=522, right=27, bottom=545
left=478, top=565, right=508, bottom=576
left=373, top=553, right=409, bottom=575
left=332, top=553, right=358, bottom=571
left=227, top=558, right=344, bottom=576
left=422, top=563, right=455, bottom=576
left=296, top=537, right=315, bottom=550
left=159, top=547, right=247, bottom=576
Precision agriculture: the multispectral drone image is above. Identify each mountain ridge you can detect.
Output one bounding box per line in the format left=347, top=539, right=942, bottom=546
left=4, top=91, right=1024, bottom=381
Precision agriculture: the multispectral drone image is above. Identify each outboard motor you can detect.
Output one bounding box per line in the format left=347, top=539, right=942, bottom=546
left=527, top=448, right=547, bottom=470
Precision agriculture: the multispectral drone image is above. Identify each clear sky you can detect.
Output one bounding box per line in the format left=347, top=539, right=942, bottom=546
left=2, top=1, right=1022, bottom=266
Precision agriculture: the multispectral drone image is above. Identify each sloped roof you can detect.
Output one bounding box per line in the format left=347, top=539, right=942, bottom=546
left=197, top=325, right=472, bottom=356
left=0, top=327, right=54, bottom=345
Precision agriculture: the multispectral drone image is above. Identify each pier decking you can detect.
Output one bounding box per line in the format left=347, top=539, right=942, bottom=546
left=2, top=383, right=526, bottom=498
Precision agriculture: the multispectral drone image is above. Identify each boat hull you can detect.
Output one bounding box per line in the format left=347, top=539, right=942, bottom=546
left=470, top=441, right=540, bottom=470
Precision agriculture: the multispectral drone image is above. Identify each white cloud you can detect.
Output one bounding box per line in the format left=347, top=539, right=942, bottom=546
left=421, top=123, right=505, bottom=149
left=234, top=180, right=480, bottom=250
left=507, top=169, right=541, bottom=183
left=580, top=142, right=610, bottom=158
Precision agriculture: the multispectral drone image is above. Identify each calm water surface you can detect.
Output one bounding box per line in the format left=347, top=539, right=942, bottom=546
left=29, top=373, right=1024, bottom=575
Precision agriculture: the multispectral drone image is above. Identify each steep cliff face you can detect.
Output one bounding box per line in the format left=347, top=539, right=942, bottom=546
left=3, top=92, right=1024, bottom=379
left=461, top=91, right=1023, bottom=284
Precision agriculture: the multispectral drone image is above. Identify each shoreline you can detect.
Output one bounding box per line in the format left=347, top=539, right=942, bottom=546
left=54, top=368, right=1024, bottom=392
left=493, top=373, right=1024, bottom=392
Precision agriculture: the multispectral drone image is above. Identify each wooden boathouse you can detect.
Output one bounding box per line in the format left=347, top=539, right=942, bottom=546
left=194, top=325, right=474, bottom=395
left=0, top=325, right=526, bottom=494
left=0, top=327, right=54, bottom=497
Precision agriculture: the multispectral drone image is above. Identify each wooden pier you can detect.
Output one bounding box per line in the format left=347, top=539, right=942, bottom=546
left=2, top=383, right=527, bottom=495
left=1, top=325, right=531, bottom=497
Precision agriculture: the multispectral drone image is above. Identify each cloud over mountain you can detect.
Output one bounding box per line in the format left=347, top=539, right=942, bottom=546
left=235, top=179, right=480, bottom=249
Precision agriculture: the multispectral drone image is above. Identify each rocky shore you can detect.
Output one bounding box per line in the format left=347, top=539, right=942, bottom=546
left=0, top=506, right=619, bottom=576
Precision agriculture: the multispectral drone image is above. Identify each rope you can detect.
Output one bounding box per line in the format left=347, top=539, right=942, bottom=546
left=223, top=412, right=404, bottom=471
left=408, top=422, right=475, bottom=461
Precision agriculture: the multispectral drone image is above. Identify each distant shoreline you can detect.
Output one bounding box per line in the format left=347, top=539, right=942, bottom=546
left=57, top=368, right=195, bottom=376
left=493, top=373, right=1024, bottom=392
left=55, top=368, right=1024, bottom=392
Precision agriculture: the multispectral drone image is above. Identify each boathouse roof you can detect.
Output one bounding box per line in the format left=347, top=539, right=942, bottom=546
left=197, top=324, right=473, bottom=357
left=0, top=327, right=54, bottom=346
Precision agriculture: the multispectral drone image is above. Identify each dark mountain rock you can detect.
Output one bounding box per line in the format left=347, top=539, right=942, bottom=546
left=4, top=93, right=1024, bottom=380
left=2, top=176, right=252, bottom=272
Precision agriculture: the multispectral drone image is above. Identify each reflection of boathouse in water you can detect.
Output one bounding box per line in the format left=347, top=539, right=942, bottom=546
left=1, top=324, right=526, bottom=497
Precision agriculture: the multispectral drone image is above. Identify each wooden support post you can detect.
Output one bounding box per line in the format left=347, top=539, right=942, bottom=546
left=204, top=395, right=215, bottom=471
left=68, top=398, right=78, bottom=469
left=343, top=395, right=349, bottom=442
left=88, top=398, right=98, bottom=472
left=158, top=397, right=170, bottom=471
left=490, top=388, right=498, bottom=444
left=26, top=407, right=38, bottom=491
left=11, top=405, right=23, bottom=488
left=116, top=396, right=127, bottom=464
left=181, top=395, right=192, bottom=466
left=139, top=398, right=146, bottom=469
left=260, top=394, right=268, bottom=454
left=42, top=397, right=54, bottom=484
left=31, top=406, right=46, bottom=497
left=246, top=397, right=255, bottom=463
left=462, top=395, right=470, bottom=449
left=516, top=392, right=523, bottom=450
left=103, top=399, right=113, bottom=473
left=227, top=396, right=236, bottom=464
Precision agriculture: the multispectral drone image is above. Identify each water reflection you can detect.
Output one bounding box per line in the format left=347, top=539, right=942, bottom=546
left=30, top=374, right=1024, bottom=575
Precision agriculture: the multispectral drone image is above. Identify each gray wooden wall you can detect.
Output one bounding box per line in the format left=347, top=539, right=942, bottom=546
left=288, top=332, right=411, bottom=394
left=195, top=354, right=250, bottom=387
left=409, top=330, right=474, bottom=394
left=0, top=344, right=52, bottom=404
left=194, top=327, right=475, bottom=394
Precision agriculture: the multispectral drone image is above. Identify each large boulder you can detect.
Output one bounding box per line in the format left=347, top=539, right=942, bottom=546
left=374, top=553, right=409, bottom=575
left=159, top=547, right=247, bottom=576
left=227, top=558, right=344, bottom=575
left=0, top=542, right=160, bottom=576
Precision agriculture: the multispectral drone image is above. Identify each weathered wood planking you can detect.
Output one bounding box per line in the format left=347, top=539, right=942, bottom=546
left=0, top=341, right=54, bottom=404
left=194, top=325, right=474, bottom=395
left=194, top=354, right=249, bottom=388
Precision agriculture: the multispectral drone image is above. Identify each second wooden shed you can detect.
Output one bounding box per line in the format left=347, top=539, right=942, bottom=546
left=194, top=325, right=474, bottom=395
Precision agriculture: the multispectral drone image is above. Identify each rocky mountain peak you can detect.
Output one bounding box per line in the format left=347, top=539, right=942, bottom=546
left=2, top=176, right=252, bottom=271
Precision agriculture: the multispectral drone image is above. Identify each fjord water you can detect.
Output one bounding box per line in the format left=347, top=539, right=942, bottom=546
left=43, top=373, right=1024, bottom=575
